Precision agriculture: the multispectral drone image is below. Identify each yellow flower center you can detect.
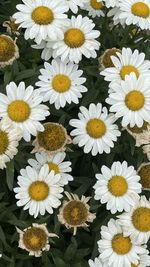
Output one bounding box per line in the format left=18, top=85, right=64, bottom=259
left=131, top=263, right=139, bottom=267
left=127, top=121, right=148, bottom=134
left=131, top=2, right=150, bottom=18
left=120, top=65, right=139, bottom=80
left=7, top=100, right=31, bottom=122
left=32, top=6, right=54, bottom=25
left=125, top=90, right=145, bottom=111
left=52, top=74, right=71, bottom=93
left=112, top=234, right=132, bottom=255
left=63, top=200, right=88, bottom=226
left=38, top=123, right=66, bottom=152
left=0, top=130, right=9, bottom=155
left=86, top=119, right=106, bottom=138
left=28, top=181, right=49, bottom=201
left=0, top=35, right=16, bottom=62
left=64, top=28, right=85, bottom=48
left=90, top=0, right=104, bottom=10
left=108, top=175, right=128, bottom=196
left=102, top=48, right=121, bottom=68
left=48, top=162, right=59, bottom=174
left=132, top=207, right=150, bottom=232
left=138, top=165, right=150, bottom=189
left=23, top=227, right=47, bottom=251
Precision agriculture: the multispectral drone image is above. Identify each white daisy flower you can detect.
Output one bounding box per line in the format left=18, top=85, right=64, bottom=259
left=53, top=15, right=100, bottom=64
left=136, top=249, right=150, bottom=267
left=13, top=0, right=69, bottom=44
left=119, top=0, right=150, bottom=30
left=94, top=161, right=142, bottom=214
left=36, top=59, right=87, bottom=110
left=65, top=0, right=88, bottom=14
left=17, top=223, right=58, bottom=257
left=89, top=256, right=107, bottom=267
left=14, top=164, right=64, bottom=218
left=0, top=81, right=49, bottom=142
left=103, top=0, right=118, bottom=8
left=69, top=103, right=121, bottom=156
left=32, top=122, right=72, bottom=155
left=58, top=192, right=96, bottom=235
left=107, top=6, right=125, bottom=26
left=106, top=73, right=150, bottom=128
left=28, top=151, right=73, bottom=186
left=98, top=218, right=146, bottom=267
left=138, top=162, right=150, bottom=190
left=0, top=118, right=22, bottom=169
left=83, top=0, right=105, bottom=18
left=0, top=34, right=19, bottom=68
left=100, top=47, right=150, bottom=86
left=32, top=40, right=54, bottom=61
left=118, top=195, right=150, bottom=244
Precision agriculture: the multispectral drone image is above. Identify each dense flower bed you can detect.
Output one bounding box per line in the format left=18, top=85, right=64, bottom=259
left=0, top=0, right=150, bottom=266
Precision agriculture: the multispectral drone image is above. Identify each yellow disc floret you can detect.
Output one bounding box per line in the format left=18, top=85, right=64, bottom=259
left=0, top=130, right=9, bottom=154
left=112, top=234, right=132, bottom=255
left=86, top=119, right=106, bottom=138
left=7, top=100, right=31, bottom=122
left=63, top=200, right=88, bottom=226
left=52, top=74, right=71, bottom=93
left=37, top=123, right=66, bottom=152
left=120, top=65, right=139, bottom=80
left=131, top=2, right=150, bottom=18
left=29, top=181, right=49, bottom=201
left=48, top=162, right=59, bottom=174
left=138, top=164, right=150, bottom=189
left=64, top=28, right=85, bottom=48
left=132, top=207, right=150, bottom=232
left=32, top=6, right=54, bottom=25
left=90, top=0, right=104, bottom=10
left=125, top=90, right=145, bottom=111
left=23, top=227, right=47, bottom=251
left=0, top=35, right=16, bottom=62
left=101, top=48, right=121, bottom=68
left=108, top=175, right=128, bottom=196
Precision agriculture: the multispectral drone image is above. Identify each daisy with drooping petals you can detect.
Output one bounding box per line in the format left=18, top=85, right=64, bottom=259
left=0, top=82, right=49, bottom=142
left=118, top=196, right=150, bottom=244
left=94, top=161, right=142, bottom=214
left=119, top=0, right=150, bottom=30
left=53, top=15, right=100, bottom=64
left=28, top=152, right=73, bottom=186
left=99, top=47, right=121, bottom=70
left=3, top=17, right=20, bottom=36
left=83, top=0, right=105, bottom=18
left=32, top=122, right=71, bottom=155
left=100, top=47, right=150, bottom=85
left=106, top=73, right=150, bottom=128
left=70, top=103, right=121, bottom=156
left=138, top=162, right=150, bottom=190
left=32, top=40, right=55, bottom=61
left=0, top=34, right=19, bottom=68
left=14, top=164, right=64, bottom=218
left=58, top=192, right=96, bottom=235
left=0, top=118, right=22, bottom=169
left=17, top=223, right=58, bottom=257
left=13, top=0, right=69, bottom=44
left=65, top=0, right=88, bottom=14
left=125, top=122, right=150, bottom=147
left=98, top=218, right=146, bottom=267
left=89, top=257, right=107, bottom=267
left=36, top=59, right=87, bottom=110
